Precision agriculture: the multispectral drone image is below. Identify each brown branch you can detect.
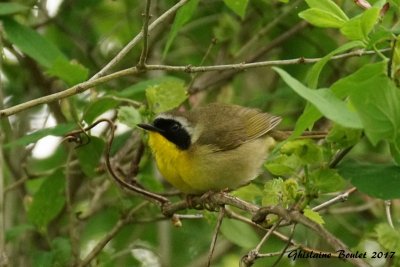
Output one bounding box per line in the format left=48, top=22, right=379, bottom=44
left=269, top=130, right=328, bottom=141
left=64, top=119, right=169, bottom=204
left=271, top=223, right=296, bottom=267
left=252, top=206, right=370, bottom=267
left=162, top=192, right=369, bottom=266
left=225, top=208, right=341, bottom=258
left=0, top=67, right=141, bottom=118
left=0, top=48, right=389, bottom=118
left=329, top=146, right=354, bottom=168
left=241, top=219, right=283, bottom=266
left=207, top=207, right=225, bottom=267
left=90, top=0, right=190, bottom=80
left=15, top=54, right=399, bottom=117
left=312, top=187, right=357, bottom=212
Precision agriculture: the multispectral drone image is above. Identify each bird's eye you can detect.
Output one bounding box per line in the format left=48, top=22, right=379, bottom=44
left=170, top=123, right=180, bottom=132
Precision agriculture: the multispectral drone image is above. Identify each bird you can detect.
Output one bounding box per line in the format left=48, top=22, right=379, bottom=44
left=137, top=102, right=281, bottom=194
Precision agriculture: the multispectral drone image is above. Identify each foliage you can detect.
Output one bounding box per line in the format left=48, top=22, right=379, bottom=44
left=1, top=0, right=400, bottom=266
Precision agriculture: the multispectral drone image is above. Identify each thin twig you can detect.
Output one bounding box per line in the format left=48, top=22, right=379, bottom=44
left=384, top=200, right=394, bottom=228
left=252, top=206, right=370, bottom=267
left=138, top=0, right=152, bottom=68
left=255, top=220, right=282, bottom=252
left=0, top=48, right=389, bottom=118
left=0, top=67, right=141, bottom=118
left=187, top=37, right=217, bottom=90
left=78, top=202, right=148, bottom=267
left=234, top=0, right=302, bottom=58
left=312, top=187, right=357, bottom=212
left=207, top=207, right=225, bottom=267
left=77, top=180, right=111, bottom=220
left=271, top=223, right=296, bottom=267
left=188, top=240, right=234, bottom=267
left=329, top=146, right=354, bottom=168
left=90, top=0, right=190, bottom=80
left=241, top=219, right=282, bottom=267
left=4, top=176, right=29, bottom=193
left=147, top=49, right=388, bottom=73
left=64, top=119, right=169, bottom=204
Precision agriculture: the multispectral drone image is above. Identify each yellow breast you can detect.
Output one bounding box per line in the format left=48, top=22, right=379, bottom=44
left=148, top=132, right=195, bottom=192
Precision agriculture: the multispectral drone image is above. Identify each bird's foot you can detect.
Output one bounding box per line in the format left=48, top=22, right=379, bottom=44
left=186, top=190, right=228, bottom=211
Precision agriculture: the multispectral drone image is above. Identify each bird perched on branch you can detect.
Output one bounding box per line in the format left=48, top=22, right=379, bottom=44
left=137, top=103, right=281, bottom=194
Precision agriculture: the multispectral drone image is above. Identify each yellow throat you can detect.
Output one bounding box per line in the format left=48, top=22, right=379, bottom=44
left=148, top=132, right=196, bottom=193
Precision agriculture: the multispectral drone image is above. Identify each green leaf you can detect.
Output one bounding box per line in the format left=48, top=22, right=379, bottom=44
left=347, top=63, right=400, bottom=145
left=391, top=35, right=400, bottom=81
left=146, top=78, right=187, bottom=113
left=339, top=162, right=400, bottom=199
left=262, top=178, right=300, bottom=207
left=274, top=67, right=363, bottom=129
left=306, top=41, right=364, bottom=89
left=299, top=8, right=346, bottom=28
left=220, top=219, right=259, bottom=249
left=340, top=16, right=364, bottom=41
left=292, top=41, right=364, bottom=138
left=223, top=0, right=249, bottom=19
left=28, top=170, right=66, bottom=229
left=292, top=104, right=322, bottom=138
left=52, top=237, right=72, bottom=267
left=284, top=178, right=301, bottom=201
left=163, top=0, right=199, bottom=58
left=83, top=98, right=119, bottom=124
left=308, top=168, right=346, bottom=193
left=262, top=178, right=285, bottom=206
left=76, top=136, right=105, bottom=177
left=326, top=124, right=362, bottom=148
left=281, top=140, right=322, bottom=164
left=390, top=136, right=400, bottom=165
left=0, top=3, right=28, bottom=15
left=109, top=130, right=134, bottom=156
left=2, top=18, right=66, bottom=68
left=360, top=7, right=380, bottom=38
left=118, top=106, right=142, bottom=128
left=340, top=8, right=380, bottom=41
left=6, top=224, right=34, bottom=242
left=213, top=13, right=240, bottom=43
left=232, top=183, right=263, bottom=203
left=330, top=61, right=386, bottom=99
left=368, top=25, right=393, bottom=48
left=265, top=154, right=301, bottom=176
left=27, top=146, right=68, bottom=173
left=303, top=207, right=325, bottom=225
left=32, top=251, right=54, bottom=267
left=305, top=0, right=349, bottom=21
left=375, top=223, right=400, bottom=252
left=3, top=123, right=76, bottom=148
left=47, top=58, right=89, bottom=86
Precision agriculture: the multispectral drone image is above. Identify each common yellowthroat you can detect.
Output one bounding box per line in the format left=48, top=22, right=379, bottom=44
left=137, top=103, right=281, bottom=194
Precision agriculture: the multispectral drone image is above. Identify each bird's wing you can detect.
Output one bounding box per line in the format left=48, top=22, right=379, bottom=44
left=195, top=104, right=281, bottom=151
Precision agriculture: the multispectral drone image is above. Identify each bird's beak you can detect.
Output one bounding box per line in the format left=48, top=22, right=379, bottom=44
left=137, top=123, right=164, bottom=133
